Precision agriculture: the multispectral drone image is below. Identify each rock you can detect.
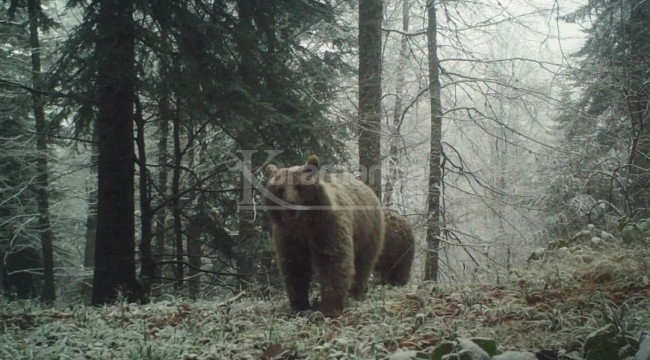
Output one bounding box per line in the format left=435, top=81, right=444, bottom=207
left=457, top=338, right=490, bottom=360
left=600, top=231, right=615, bottom=242
left=591, top=237, right=604, bottom=248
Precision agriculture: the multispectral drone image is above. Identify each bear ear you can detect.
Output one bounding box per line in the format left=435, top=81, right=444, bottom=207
left=264, top=164, right=278, bottom=178
left=306, top=154, right=320, bottom=171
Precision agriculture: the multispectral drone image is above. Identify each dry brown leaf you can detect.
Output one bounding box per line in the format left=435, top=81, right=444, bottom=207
left=527, top=292, right=544, bottom=304
left=261, top=343, right=285, bottom=359
left=399, top=340, right=419, bottom=349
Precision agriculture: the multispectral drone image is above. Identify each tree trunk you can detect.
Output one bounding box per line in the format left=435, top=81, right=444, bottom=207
left=184, top=124, right=202, bottom=299
left=154, top=87, right=170, bottom=281
left=91, top=0, right=140, bottom=305
left=384, top=0, right=410, bottom=207
left=236, top=159, right=256, bottom=285
left=627, top=0, right=650, bottom=214
left=235, top=0, right=259, bottom=286
left=424, top=0, right=443, bottom=282
left=27, top=0, right=55, bottom=302
left=171, top=94, right=184, bottom=289
left=135, top=97, right=153, bottom=297
left=84, top=121, right=98, bottom=268
left=358, top=0, right=383, bottom=198
left=186, top=196, right=204, bottom=299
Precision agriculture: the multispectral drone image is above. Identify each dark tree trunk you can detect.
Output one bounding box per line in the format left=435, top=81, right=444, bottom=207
left=424, top=0, right=443, bottom=282
left=84, top=121, right=98, bottom=268
left=358, top=0, right=383, bottom=198
left=236, top=160, right=256, bottom=285
left=91, top=0, right=141, bottom=305
left=184, top=125, right=201, bottom=299
left=627, top=0, right=650, bottom=214
left=27, top=0, right=55, bottom=302
left=135, top=97, right=154, bottom=296
left=187, top=196, right=204, bottom=299
left=172, top=94, right=184, bottom=289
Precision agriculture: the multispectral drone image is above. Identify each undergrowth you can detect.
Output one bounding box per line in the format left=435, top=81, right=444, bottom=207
left=0, top=241, right=648, bottom=359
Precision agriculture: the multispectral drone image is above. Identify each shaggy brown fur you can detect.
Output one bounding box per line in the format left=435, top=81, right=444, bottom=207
left=374, top=210, right=415, bottom=286
left=264, top=155, right=385, bottom=317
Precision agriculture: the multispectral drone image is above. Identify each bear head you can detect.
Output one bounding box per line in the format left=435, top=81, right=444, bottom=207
left=264, top=155, right=326, bottom=225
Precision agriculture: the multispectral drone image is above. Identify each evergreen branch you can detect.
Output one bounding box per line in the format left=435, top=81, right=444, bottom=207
left=0, top=78, right=89, bottom=102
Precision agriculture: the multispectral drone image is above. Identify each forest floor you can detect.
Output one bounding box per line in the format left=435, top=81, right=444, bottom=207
left=1, top=240, right=649, bottom=360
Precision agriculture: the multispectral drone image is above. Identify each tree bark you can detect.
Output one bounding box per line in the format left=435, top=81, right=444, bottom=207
left=171, top=93, right=184, bottom=289
left=187, top=196, right=204, bottom=299
left=135, top=97, right=154, bottom=296
left=91, top=0, right=140, bottom=305
left=384, top=0, right=410, bottom=207
left=235, top=0, right=259, bottom=286
left=183, top=124, right=202, bottom=299
left=424, top=0, right=443, bottom=282
left=627, top=0, right=650, bottom=214
left=84, top=121, right=98, bottom=268
left=27, top=0, right=55, bottom=302
left=358, top=0, right=383, bottom=199
left=154, top=86, right=170, bottom=281
left=236, top=158, right=256, bottom=285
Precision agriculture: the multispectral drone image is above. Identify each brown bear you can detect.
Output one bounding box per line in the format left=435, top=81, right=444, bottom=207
left=264, top=155, right=385, bottom=317
left=374, top=210, right=415, bottom=286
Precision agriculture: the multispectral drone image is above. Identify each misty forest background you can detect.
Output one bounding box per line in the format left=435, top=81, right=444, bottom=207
left=1, top=0, right=649, bottom=307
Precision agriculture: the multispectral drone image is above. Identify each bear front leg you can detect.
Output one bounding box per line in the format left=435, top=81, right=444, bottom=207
left=277, top=245, right=312, bottom=312
left=313, top=252, right=354, bottom=318
left=349, top=245, right=381, bottom=299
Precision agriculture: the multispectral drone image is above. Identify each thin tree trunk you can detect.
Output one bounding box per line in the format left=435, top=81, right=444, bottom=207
left=384, top=0, right=410, bottom=207
left=171, top=94, right=184, bottom=289
left=84, top=121, right=98, bottom=268
left=91, top=0, right=140, bottom=305
left=27, top=0, right=55, bottom=302
left=154, top=88, right=170, bottom=281
left=236, top=164, right=256, bottom=285
left=184, top=125, right=201, bottom=299
left=424, top=0, right=443, bottom=282
left=135, top=97, right=153, bottom=296
left=187, top=196, right=204, bottom=299
left=358, top=0, right=383, bottom=198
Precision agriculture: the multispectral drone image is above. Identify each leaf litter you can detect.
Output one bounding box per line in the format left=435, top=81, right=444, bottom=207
left=0, top=241, right=648, bottom=359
